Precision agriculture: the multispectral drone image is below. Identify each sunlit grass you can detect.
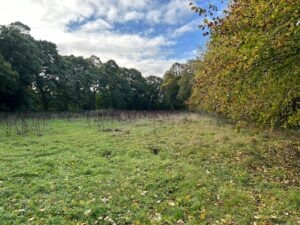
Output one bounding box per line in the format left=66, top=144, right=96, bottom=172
left=0, top=113, right=299, bottom=224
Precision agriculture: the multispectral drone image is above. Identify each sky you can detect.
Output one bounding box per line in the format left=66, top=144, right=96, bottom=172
left=0, top=0, right=227, bottom=77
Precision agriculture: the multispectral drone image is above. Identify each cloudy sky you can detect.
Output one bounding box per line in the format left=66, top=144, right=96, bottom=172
left=0, top=0, right=226, bottom=76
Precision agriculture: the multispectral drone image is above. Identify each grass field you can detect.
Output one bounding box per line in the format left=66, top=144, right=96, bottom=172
left=0, top=112, right=299, bottom=225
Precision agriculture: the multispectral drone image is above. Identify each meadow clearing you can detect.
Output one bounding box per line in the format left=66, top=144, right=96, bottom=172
left=0, top=112, right=299, bottom=224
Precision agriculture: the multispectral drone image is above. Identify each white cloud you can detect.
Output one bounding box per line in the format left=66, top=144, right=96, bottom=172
left=0, top=0, right=196, bottom=76
left=118, top=0, right=150, bottom=10
left=145, top=10, right=162, bottom=24
left=144, top=0, right=192, bottom=25
left=124, top=11, right=144, bottom=22
left=173, top=20, right=200, bottom=37
left=163, top=0, right=191, bottom=25
left=79, top=20, right=112, bottom=32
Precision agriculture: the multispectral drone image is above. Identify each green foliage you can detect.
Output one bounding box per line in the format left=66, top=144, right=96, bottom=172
left=189, top=0, right=300, bottom=128
left=161, top=71, right=181, bottom=109
left=122, top=68, right=147, bottom=110
left=177, top=67, right=194, bottom=103
left=145, top=76, right=167, bottom=109
left=161, top=62, right=194, bottom=109
left=0, top=22, right=168, bottom=112
left=0, top=55, right=18, bottom=110
left=35, top=40, right=64, bottom=111
left=0, top=22, right=42, bottom=110
left=95, top=93, right=104, bottom=110
left=62, top=55, right=99, bottom=110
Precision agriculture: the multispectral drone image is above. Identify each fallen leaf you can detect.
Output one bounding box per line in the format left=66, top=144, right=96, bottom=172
left=177, top=219, right=185, bottom=224
left=84, top=209, right=92, bottom=216
left=168, top=201, right=176, bottom=207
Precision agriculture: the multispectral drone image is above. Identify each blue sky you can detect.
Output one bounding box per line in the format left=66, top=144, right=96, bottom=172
left=0, top=0, right=227, bottom=76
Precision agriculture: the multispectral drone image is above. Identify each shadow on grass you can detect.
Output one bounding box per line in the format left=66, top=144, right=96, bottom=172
left=11, top=172, right=39, bottom=178
left=3, top=149, right=64, bottom=159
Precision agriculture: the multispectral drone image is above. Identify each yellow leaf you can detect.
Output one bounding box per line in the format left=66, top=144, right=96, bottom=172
left=132, top=200, right=139, bottom=206
left=200, top=212, right=206, bottom=220
left=200, top=210, right=206, bottom=220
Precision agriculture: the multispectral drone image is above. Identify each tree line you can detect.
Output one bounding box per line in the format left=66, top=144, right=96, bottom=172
left=189, top=0, right=299, bottom=128
left=0, top=22, right=193, bottom=112
left=3, top=0, right=297, bottom=130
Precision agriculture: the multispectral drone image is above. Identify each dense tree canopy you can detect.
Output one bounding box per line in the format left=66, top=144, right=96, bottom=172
left=161, top=62, right=194, bottom=109
left=145, top=76, right=166, bottom=110
left=0, top=22, right=170, bottom=112
left=189, top=0, right=300, bottom=128
left=0, top=55, right=18, bottom=111
left=0, top=22, right=42, bottom=110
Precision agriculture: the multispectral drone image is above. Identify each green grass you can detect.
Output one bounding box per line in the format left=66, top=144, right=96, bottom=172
left=0, top=113, right=299, bottom=224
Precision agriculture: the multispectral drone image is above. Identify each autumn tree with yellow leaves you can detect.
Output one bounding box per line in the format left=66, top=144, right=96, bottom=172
left=189, top=0, right=300, bottom=128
